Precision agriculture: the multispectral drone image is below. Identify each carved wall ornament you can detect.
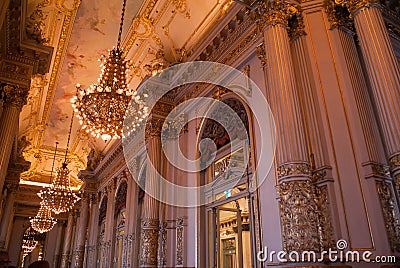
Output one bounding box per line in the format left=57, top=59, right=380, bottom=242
left=26, top=7, right=48, bottom=44
left=277, top=180, right=321, bottom=253
left=277, top=162, right=311, bottom=180
left=172, top=0, right=191, bottom=19
left=255, top=0, right=300, bottom=28
left=255, top=43, right=267, bottom=67
left=376, top=180, right=400, bottom=252
left=390, top=153, right=400, bottom=172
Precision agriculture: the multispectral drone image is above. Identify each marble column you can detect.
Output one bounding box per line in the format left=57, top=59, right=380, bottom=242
left=71, top=194, right=90, bottom=268
left=347, top=0, right=400, bottom=189
left=255, top=0, right=320, bottom=252
left=0, top=182, right=17, bottom=249
left=140, top=117, right=163, bottom=267
left=86, top=194, right=98, bottom=268
left=0, top=84, right=29, bottom=193
left=60, top=212, right=75, bottom=268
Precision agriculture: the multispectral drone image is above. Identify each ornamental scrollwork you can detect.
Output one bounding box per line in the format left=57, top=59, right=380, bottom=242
left=176, top=218, right=184, bottom=265
left=324, top=0, right=355, bottom=31
left=1, top=84, right=29, bottom=109
left=277, top=162, right=311, bottom=180
left=255, top=0, right=300, bottom=28
left=376, top=180, right=400, bottom=252
left=315, top=185, right=336, bottom=251
left=140, top=219, right=160, bottom=265
left=277, top=180, right=320, bottom=253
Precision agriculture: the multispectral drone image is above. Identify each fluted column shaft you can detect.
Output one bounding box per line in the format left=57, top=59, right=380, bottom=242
left=0, top=84, right=28, bottom=193
left=61, top=212, right=75, bottom=268
left=140, top=119, right=162, bottom=267
left=0, top=184, right=16, bottom=249
left=53, top=222, right=65, bottom=268
left=72, top=196, right=90, bottom=268
left=86, top=194, right=98, bottom=268
left=256, top=0, right=320, bottom=253
left=349, top=2, right=400, bottom=177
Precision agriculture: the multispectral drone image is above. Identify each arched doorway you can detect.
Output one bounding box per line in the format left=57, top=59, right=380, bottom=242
left=199, top=96, right=258, bottom=268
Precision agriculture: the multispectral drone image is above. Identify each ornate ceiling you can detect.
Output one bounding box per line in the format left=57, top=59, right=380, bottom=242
left=16, top=0, right=235, bottom=191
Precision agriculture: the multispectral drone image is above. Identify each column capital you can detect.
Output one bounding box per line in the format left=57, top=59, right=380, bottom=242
left=346, top=0, right=380, bottom=14
left=145, top=117, right=164, bottom=140
left=1, top=83, right=29, bottom=110
left=334, top=0, right=380, bottom=14
left=324, top=0, right=355, bottom=30
left=255, top=0, right=300, bottom=28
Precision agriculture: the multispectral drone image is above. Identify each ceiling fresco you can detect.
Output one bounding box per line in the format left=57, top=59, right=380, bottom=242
left=43, top=0, right=142, bottom=149
left=18, top=0, right=234, bottom=190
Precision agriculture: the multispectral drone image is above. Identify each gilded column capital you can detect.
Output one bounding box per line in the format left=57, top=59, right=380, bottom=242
left=288, top=11, right=306, bottom=40
left=145, top=117, right=164, bottom=141
left=255, top=0, right=300, bottom=28
left=333, top=0, right=381, bottom=15
left=324, top=0, right=355, bottom=30
left=346, top=0, right=380, bottom=14
left=1, top=84, right=29, bottom=109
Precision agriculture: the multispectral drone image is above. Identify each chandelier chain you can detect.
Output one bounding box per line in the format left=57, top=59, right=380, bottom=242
left=63, top=107, right=75, bottom=164
left=49, top=142, right=58, bottom=184
left=117, top=0, right=127, bottom=48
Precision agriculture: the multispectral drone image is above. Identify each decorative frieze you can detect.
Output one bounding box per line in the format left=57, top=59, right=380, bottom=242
left=277, top=180, right=320, bottom=253
left=376, top=180, right=400, bottom=252
left=140, top=219, right=160, bottom=266
left=277, top=162, right=311, bottom=181
left=176, top=217, right=184, bottom=266
left=158, top=221, right=167, bottom=266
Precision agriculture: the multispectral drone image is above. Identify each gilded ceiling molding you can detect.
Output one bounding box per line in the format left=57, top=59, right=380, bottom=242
left=39, top=0, right=81, bottom=145
left=172, top=0, right=190, bottom=19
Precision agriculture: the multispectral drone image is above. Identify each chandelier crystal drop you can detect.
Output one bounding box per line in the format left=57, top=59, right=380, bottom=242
left=38, top=164, right=80, bottom=214
left=30, top=201, right=57, bottom=233
left=22, top=228, right=38, bottom=254
left=72, top=0, right=149, bottom=141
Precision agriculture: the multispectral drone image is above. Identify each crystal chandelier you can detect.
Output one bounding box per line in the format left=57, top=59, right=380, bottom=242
left=38, top=111, right=80, bottom=214
left=72, top=0, right=149, bottom=141
left=22, top=227, right=38, bottom=254
left=32, top=143, right=58, bottom=232
left=30, top=201, right=57, bottom=233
